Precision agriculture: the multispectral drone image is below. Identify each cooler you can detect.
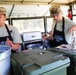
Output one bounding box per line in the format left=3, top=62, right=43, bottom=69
left=22, top=31, right=44, bottom=50
left=11, top=49, right=70, bottom=75
left=0, top=45, right=11, bottom=75
left=48, top=47, right=76, bottom=75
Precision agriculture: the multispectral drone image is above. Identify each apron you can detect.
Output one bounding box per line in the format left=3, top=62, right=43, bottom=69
left=0, top=24, right=13, bottom=45
left=51, top=17, right=68, bottom=47
left=0, top=24, right=17, bottom=53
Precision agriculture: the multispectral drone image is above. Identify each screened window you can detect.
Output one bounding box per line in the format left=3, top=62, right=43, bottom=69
left=72, top=4, right=76, bottom=15
left=13, top=18, right=44, bottom=33
left=61, top=6, right=69, bottom=17
left=73, top=16, right=76, bottom=23
left=47, top=18, right=53, bottom=32
left=72, top=4, right=76, bottom=22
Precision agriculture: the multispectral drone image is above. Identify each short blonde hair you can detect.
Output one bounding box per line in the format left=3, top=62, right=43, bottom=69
left=49, top=5, right=61, bottom=16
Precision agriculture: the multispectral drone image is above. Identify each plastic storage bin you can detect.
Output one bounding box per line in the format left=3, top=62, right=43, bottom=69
left=49, top=47, right=76, bottom=75
left=0, top=45, right=11, bottom=75
left=11, top=49, right=70, bottom=75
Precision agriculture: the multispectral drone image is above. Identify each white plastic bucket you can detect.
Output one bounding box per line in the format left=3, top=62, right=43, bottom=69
left=0, top=45, right=11, bottom=75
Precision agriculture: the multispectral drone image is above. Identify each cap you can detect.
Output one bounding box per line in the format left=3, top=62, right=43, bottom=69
left=0, top=7, right=6, bottom=15
left=49, top=5, right=61, bottom=16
